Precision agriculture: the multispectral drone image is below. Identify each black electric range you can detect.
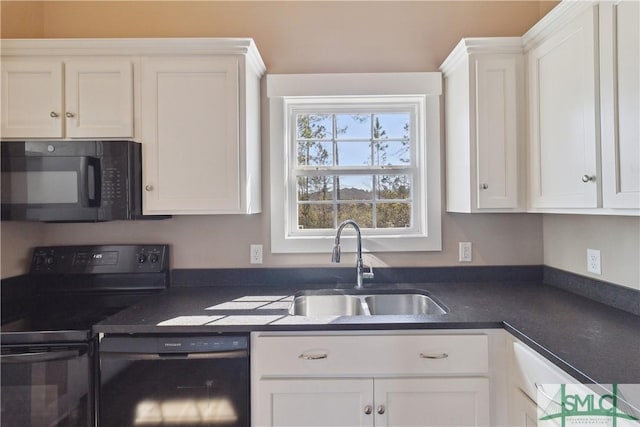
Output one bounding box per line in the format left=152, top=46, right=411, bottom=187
left=2, top=244, right=169, bottom=343
left=0, top=244, right=170, bottom=427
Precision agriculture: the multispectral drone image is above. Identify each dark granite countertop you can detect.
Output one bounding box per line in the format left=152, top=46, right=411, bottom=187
left=94, top=279, right=640, bottom=385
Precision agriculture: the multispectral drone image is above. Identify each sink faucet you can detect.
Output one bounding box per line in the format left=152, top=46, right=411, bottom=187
left=331, top=219, right=374, bottom=289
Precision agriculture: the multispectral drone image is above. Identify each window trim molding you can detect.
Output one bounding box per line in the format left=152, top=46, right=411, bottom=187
left=286, top=97, right=423, bottom=236
left=268, top=73, right=442, bottom=254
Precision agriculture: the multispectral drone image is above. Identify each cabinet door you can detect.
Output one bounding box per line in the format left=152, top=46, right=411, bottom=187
left=1, top=59, right=63, bottom=138
left=600, top=1, right=640, bottom=210
left=374, top=377, right=490, bottom=427
left=141, top=56, right=240, bottom=214
left=528, top=5, right=599, bottom=208
left=253, top=378, right=374, bottom=427
left=65, top=59, right=133, bottom=138
left=509, top=388, right=538, bottom=427
left=476, top=56, right=520, bottom=209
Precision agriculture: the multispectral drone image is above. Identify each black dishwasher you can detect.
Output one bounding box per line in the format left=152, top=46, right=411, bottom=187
left=98, top=335, right=248, bottom=427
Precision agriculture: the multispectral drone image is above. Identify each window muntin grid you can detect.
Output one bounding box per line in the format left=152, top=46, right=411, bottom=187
left=290, top=106, right=419, bottom=233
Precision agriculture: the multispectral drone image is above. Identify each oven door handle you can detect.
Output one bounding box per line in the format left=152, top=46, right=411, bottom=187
left=101, top=349, right=248, bottom=360
left=1, top=349, right=83, bottom=364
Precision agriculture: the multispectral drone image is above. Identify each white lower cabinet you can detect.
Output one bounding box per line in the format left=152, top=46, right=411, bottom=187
left=251, top=331, right=491, bottom=427
left=258, top=378, right=373, bottom=427
left=510, top=388, right=539, bottom=427
left=507, top=336, right=601, bottom=427
left=375, top=377, right=490, bottom=427
left=257, top=376, right=489, bottom=427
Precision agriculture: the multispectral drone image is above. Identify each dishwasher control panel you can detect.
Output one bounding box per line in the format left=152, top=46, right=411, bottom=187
left=100, top=335, right=249, bottom=354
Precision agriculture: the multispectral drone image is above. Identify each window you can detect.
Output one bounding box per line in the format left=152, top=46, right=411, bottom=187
left=268, top=73, right=442, bottom=253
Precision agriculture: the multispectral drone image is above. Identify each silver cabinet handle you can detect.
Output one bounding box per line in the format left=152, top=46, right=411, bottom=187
left=49, top=111, right=59, bottom=118
left=65, top=112, right=75, bottom=118
left=481, top=183, right=489, bottom=190
left=535, top=383, right=563, bottom=406
left=419, top=352, right=449, bottom=359
left=145, top=185, right=153, bottom=191
left=298, top=352, right=328, bottom=360
left=582, top=174, right=595, bottom=183
left=377, top=405, right=385, bottom=415
left=364, top=405, right=372, bottom=415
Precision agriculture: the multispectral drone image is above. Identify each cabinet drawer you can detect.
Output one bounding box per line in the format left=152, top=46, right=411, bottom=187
left=252, top=333, right=488, bottom=377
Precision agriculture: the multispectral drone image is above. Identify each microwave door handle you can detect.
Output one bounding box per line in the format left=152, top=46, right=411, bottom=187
left=1, top=349, right=83, bottom=364
left=86, top=157, right=101, bottom=207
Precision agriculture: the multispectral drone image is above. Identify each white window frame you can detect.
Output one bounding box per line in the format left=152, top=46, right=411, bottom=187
left=268, top=73, right=442, bottom=254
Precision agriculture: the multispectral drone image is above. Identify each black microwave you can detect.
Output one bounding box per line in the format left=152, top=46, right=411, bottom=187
left=1, top=140, right=157, bottom=222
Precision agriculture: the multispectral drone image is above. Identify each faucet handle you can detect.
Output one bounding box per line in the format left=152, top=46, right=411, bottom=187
left=362, top=264, right=374, bottom=280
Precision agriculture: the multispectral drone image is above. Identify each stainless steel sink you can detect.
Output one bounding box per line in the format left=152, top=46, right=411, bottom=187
left=289, top=294, right=367, bottom=316
left=289, top=291, right=447, bottom=317
left=365, top=294, right=447, bottom=315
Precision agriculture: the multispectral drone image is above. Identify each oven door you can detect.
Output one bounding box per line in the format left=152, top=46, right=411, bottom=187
left=99, top=336, right=249, bottom=427
left=0, top=342, right=93, bottom=427
left=0, top=151, right=101, bottom=222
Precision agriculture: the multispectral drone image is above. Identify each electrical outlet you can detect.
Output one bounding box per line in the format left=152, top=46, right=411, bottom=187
left=587, top=249, right=601, bottom=275
left=250, top=244, right=263, bottom=265
left=459, top=242, right=472, bottom=262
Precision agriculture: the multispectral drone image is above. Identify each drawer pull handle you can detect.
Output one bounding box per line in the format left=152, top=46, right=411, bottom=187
left=419, top=352, right=449, bottom=359
left=535, top=383, right=563, bottom=406
left=298, top=353, right=328, bottom=360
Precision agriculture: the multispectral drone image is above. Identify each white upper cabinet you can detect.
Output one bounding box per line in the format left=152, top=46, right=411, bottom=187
left=141, top=56, right=246, bottom=214
left=526, top=4, right=599, bottom=209
left=599, top=1, right=640, bottom=210
left=441, top=38, right=525, bottom=212
left=139, top=40, right=264, bottom=215
left=1, top=38, right=265, bottom=216
left=523, top=1, right=639, bottom=215
left=64, top=59, right=133, bottom=138
left=1, top=60, right=63, bottom=138
left=1, top=56, right=133, bottom=139
left=442, top=1, right=639, bottom=216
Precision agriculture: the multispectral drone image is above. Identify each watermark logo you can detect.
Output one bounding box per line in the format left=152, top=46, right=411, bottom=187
left=538, top=384, right=640, bottom=427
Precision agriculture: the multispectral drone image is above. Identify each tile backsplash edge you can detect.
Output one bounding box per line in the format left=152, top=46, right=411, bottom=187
left=171, top=265, right=544, bottom=287
left=543, top=266, right=640, bottom=316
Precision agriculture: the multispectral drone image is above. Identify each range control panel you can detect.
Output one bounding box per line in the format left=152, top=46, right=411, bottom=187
left=30, top=244, right=169, bottom=274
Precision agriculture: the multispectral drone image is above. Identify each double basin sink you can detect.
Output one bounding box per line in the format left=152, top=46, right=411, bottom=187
left=289, top=289, right=447, bottom=317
